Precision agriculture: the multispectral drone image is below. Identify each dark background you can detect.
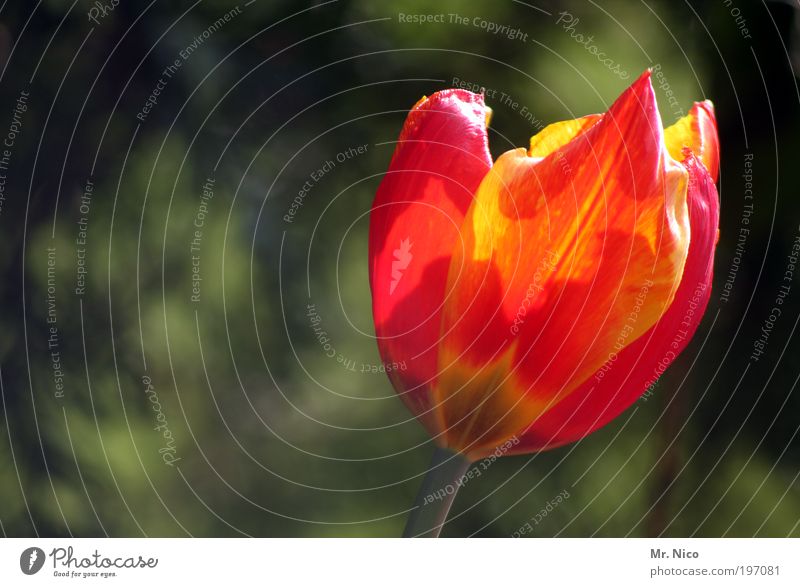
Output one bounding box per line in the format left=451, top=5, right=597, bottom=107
left=0, top=0, right=798, bottom=537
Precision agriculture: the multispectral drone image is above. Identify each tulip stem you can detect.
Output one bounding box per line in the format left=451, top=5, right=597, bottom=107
left=402, top=447, right=471, bottom=538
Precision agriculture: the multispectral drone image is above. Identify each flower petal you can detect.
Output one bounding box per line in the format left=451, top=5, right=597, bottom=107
left=664, top=101, right=719, bottom=182
left=434, top=71, right=691, bottom=457
left=369, top=89, right=492, bottom=432
left=510, top=152, right=720, bottom=452
left=528, top=114, right=602, bottom=157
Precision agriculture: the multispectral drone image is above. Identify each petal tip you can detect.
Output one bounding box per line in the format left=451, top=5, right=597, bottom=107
left=409, top=89, right=487, bottom=119
left=618, top=69, right=658, bottom=112
left=634, top=68, right=655, bottom=91
left=692, top=100, right=717, bottom=126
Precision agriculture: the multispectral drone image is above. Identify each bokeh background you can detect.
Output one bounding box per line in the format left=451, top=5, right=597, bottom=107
left=0, top=0, right=798, bottom=537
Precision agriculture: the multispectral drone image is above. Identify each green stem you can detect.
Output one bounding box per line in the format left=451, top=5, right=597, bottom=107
left=402, top=447, right=471, bottom=538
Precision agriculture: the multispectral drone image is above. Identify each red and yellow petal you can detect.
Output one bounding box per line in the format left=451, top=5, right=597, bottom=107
left=664, top=100, right=719, bottom=182
left=509, top=152, right=720, bottom=452
left=433, top=71, right=692, bottom=458
left=369, top=89, right=492, bottom=433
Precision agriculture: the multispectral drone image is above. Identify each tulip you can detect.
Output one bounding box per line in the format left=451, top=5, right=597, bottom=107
left=369, top=71, right=720, bottom=536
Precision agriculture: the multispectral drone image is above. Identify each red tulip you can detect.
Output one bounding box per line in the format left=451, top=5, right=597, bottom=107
left=370, top=71, right=720, bottom=462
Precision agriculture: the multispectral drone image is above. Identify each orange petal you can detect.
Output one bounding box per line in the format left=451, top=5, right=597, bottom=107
left=369, top=89, right=492, bottom=434
left=433, top=71, right=691, bottom=458
left=664, top=100, right=719, bottom=182
left=509, top=152, right=720, bottom=453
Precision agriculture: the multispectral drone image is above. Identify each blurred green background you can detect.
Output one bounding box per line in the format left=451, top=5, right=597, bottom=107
left=0, top=0, right=798, bottom=537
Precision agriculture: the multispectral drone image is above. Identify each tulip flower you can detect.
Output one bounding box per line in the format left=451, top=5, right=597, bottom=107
left=369, top=71, right=719, bottom=536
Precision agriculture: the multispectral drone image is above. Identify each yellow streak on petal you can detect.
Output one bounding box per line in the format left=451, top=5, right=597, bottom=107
left=528, top=114, right=602, bottom=158
left=467, top=148, right=526, bottom=262
left=663, top=102, right=717, bottom=177
left=433, top=343, right=548, bottom=459
left=664, top=114, right=695, bottom=160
